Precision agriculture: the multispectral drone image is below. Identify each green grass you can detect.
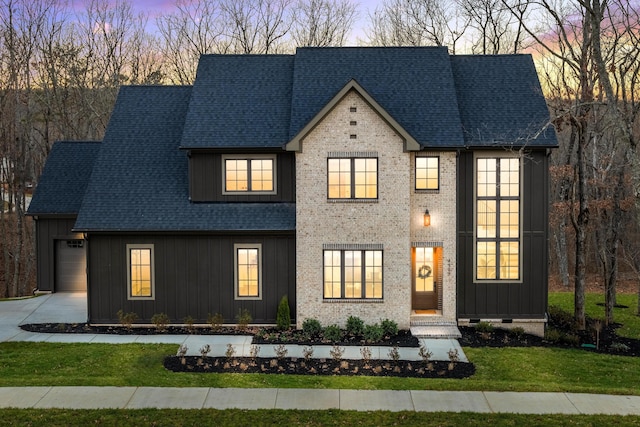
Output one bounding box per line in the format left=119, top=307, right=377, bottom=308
left=1, top=342, right=639, bottom=395
left=549, top=292, right=640, bottom=339
left=0, top=409, right=639, bottom=427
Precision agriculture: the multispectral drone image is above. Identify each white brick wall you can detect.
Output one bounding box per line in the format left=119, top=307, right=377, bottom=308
left=295, top=90, right=458, bottom=329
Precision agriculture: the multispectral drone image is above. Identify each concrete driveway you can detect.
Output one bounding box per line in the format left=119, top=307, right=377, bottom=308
left=0, top=292, right=87, bottom=342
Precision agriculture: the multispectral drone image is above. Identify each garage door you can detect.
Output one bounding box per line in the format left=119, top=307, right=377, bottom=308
left=55, top=239, right=87, bottom=292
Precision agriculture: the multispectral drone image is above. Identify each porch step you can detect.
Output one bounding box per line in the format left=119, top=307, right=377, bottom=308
left=410, top=318, right=461, bottom=338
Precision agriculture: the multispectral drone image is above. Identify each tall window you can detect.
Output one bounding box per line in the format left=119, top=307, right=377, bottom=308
left=127, top=244, right=154, bottom=299
left=235, top=244, right=262, bottom=299
left=327, top=158, right=377, bottom=199
left=323, top=249, right=383, bottom=299
left=416, top=156, right=439, bottom=190
left=476, top=157, right=520, bottom=281
left=224, top=156, right=275, bottom=193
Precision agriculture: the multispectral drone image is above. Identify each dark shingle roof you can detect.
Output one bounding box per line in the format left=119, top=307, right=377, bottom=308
left=451, top=55, right=558, bottom=147
left=290, top=47, right=465, bottom=148
left=27, top=141, right=100, bottom=215
left=180, top=55, right=295, bottom=149
left=74, top=85, right=295, bottom=231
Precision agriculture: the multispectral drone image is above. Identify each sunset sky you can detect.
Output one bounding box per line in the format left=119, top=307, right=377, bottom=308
left=122, top=0, right=383, bottom=45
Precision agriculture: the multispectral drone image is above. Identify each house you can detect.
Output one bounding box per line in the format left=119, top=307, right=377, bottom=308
left=27, top=47, right=557, bottom=336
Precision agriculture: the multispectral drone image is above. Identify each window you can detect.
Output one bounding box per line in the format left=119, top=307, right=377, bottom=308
left=416, top=156, right=439, bottom=190
left=127, top=244, right=154, bottom=299
left=327, top=157, right=377, bottom=199
left=234, top=244, right=262, bottom=299
left=223, top=155, right=275, bottom=194
left=475, top=157, right=521, bottom=281
left=323, top=249, right=383, bottom=299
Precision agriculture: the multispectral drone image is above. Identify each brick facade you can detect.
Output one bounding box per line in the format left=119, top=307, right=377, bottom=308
left=295, top=90, right=457, bottom=329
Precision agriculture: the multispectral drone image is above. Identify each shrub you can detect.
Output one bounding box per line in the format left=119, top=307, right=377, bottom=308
left=151, top=313, right=170, bottom=331
left=380, top=318, right=398, bottom=337
left=236, top=309, right=252, bottom=330
left=346, top=316, right=365, bottom=336
left=418, top=344, right=433, bottom=363
left=207, top=313, right=224, bottom=330
left=387, top=346, right=400, bottom=361
left=116, top=309, right=137, bottom=330
left=544, top=327, right=563, bottom=343
left=474, top=321, right=494, bottom=333
left=274, top=344, right=288, bottom=359
left=363, top=323, right=384, bottom=343
left=276, top=296, right=291, bottom=330
left=610, top=342, right=630, bottom=353
left=323, top=324, right=342, bottom=342
left=183, top=316, right=195, bottom=333
left=508, top=326, right=526, bottom=338
left=330, top=344, right=345, bottom=361
left=302, top=318, right=322, bottom=337
left=548, top=305, right=577, bottom=332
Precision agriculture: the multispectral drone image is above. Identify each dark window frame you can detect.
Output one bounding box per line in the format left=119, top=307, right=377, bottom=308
left=323, top=249, right=383, bottom=300
left=327, top=157, right=378, bottom=200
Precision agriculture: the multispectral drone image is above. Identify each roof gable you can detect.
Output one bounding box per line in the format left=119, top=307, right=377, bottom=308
left=285, top=79, right=420, bottom=152
left=27, top=141, right=100, bottom=215
left=289, top=47, right=466, bottom=149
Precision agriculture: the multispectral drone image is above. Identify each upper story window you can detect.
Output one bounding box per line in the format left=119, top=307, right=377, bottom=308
left=475, top=157, right=521, bottom=281
left=327, top=157, right=377, bottom=199
left=223, top=155, right=276, bottom=194
left=416, top=156, right=439, bottom=191
left=127, top=244, right=154, bottom=300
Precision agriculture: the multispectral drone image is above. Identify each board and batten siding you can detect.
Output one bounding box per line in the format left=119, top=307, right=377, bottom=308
left=456, top=150, right=549, bottom=320
left=86, top=233, right=296, bottom=325
left=34, top=216, right=82, bottom=292
left=188, top=151, right=295, bottom=202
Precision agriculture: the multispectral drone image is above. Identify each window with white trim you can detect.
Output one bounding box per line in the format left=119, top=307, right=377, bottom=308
left=323, top=249, right=383, bottom=299
left=475, top=157, right=521, bottom=281
left=127, top=244, right=154, bottom=300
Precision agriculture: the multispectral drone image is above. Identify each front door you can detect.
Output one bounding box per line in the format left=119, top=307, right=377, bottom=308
left=412, top=247, right=438, bottom=310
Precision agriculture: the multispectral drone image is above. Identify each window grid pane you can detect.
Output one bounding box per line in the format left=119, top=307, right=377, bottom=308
left=226, top=160, right=248, bottom=192
left=323, top=249, right=383, bottom=299
left=328, top=159, right=352, bottom=198
left=130, top=248, right=152, bottom=297
left=237, top=248, right=259, bottom=297
left=354, top=158, right=377, bottom=198
left=476, top=157, right=520, bottom=281
left=416, top=157, right=439, bottom=190
left=328, top=158, right=377, bottom=199
left=250, top=159, right=274, bottom=192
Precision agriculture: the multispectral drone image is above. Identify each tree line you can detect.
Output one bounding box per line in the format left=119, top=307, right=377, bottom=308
left=1, top=0, right=639, bottom=329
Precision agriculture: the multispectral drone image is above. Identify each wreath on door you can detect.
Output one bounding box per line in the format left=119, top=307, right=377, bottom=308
left=418, top=264, right=432, bottom=279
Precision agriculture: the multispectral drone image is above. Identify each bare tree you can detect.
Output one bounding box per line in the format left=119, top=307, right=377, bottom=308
left=157, top=0, right=230, bottom=85
left=290, top=0, right=357, bottom=47
left=221, top=0, right=294, bottom=54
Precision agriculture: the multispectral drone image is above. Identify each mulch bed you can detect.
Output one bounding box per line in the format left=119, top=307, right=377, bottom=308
left=163, top=356, right=475, bottom=378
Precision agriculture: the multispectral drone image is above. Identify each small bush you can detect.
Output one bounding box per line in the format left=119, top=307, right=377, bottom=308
left=330, top=344, right=345, bottom=361
left=302, top=346, right=314, bottom=360
left=346, top=316, right=365, bottom=336
left=236, top=309, right=252, bottom=330
left=548, top=305, right=577, bottom=332
left=323, top=324, right=342, bottom=342
left=302, top=318, right=322, bottom=336
left=276, top=296, right=291, bottom=330
left=116, top=309, right=137, bottom=330
left=508, top=326, right=526, bottom=338
left=183, top=316, right=195, bottom=333
left=363, top=323, right=384, bottom=343
left=610, top=342, right=630, bottom=353
left=207, top=313, right=224, bottom=330
left=474, top=321, right=494, bottom=333
left=380, top=318, right=398, bottom=337
left=544, top=327, right=563, bottom=343
left=225, top=344, right=236, bottom=359
left=274, top=344, right=288, bottom=359
left=418, top=344, right=433, bottom=362
left=388, top=346, right=400, bottom=361
left=151, top=313, right=170, bottom=331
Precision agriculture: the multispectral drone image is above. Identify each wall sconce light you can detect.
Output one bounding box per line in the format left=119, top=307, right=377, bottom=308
left=423, top=209, right=431, bottom=227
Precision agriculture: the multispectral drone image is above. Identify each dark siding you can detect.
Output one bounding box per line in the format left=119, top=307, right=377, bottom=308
left=87, top=233, right=296, bottom=325
left=457, top=150, right=549, bottom=319
left=34, top=217, right=82, bottom=292
left=189, top=152, right=295, bottom=202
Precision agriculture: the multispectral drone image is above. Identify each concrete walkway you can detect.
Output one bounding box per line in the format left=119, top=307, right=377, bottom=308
left=0, top=293, right=466, bottom=362
left=0, top=387, right=639, bottom=414
left=2, top=294, right=640, bottom=415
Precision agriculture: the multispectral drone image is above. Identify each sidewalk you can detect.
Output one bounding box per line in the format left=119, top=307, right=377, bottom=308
left=0, top=293, right=467, bottom=362
left=0, top=387, right=639, bottom=414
